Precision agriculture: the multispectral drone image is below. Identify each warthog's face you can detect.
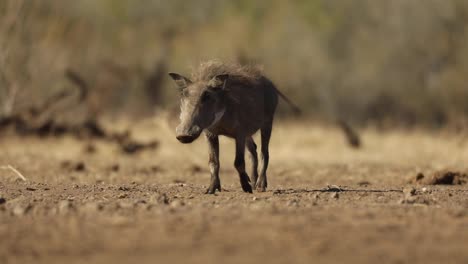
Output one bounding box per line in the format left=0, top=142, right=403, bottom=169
left=169, top=73, right=229, bottom=144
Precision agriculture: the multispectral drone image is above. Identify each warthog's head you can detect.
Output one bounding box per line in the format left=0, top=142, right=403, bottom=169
left=169, top=73, right=229, bottom=144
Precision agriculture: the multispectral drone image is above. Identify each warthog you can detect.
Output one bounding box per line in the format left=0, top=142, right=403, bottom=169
left=169, top=61, right=299, bottom=193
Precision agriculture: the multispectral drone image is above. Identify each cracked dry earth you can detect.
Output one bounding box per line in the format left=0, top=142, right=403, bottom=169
left=1, top=121, right=468, bottom=264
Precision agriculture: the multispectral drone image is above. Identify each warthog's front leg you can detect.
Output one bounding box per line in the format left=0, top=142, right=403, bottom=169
left=234, top=136, right=253, bottom=193
left=205, top=134, right=221, bottom=194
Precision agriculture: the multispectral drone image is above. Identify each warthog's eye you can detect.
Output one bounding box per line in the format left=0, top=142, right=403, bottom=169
left=200, top=92, right=211, bottom=103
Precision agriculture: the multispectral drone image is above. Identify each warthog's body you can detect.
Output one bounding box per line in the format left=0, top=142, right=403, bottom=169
left=169, top=61, right=298, bottom=193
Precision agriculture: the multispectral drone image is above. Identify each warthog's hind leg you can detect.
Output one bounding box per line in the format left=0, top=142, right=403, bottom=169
left=256, top=120, right=272, bottom=192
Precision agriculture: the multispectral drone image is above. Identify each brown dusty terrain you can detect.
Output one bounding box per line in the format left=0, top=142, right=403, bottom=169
left=1, top=119, right=468, bottom=264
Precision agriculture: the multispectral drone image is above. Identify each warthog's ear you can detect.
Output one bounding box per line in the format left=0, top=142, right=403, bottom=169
left=208, top=74, right=229, bottom=90
left=168, top=73, right=192, bottom=90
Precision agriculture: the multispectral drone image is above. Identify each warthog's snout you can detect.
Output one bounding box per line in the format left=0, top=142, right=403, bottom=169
left=176, top=125, right=201, bottom=144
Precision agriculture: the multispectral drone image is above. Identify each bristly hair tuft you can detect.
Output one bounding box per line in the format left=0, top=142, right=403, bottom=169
left=190, top=60, right=263, bottom=83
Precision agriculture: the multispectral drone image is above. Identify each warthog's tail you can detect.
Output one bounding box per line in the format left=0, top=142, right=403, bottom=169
left=275, top=89, right=301, bottom=115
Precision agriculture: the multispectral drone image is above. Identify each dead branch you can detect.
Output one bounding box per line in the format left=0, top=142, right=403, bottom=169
left=0, top=165, right=27, bottom=181
left=337, top=119, right=361, bottom=149
left=65, top=68, right=89, bottom=102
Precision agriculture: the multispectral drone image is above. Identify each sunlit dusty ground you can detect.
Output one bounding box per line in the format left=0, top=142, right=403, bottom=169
left=1, top=118, right=468, bottom=264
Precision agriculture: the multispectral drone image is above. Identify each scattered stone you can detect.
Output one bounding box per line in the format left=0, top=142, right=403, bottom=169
left=190, top=165, right=203, bottom=173
left=272, top=190, right=283, bottom=195
left=74, top=162, right=86, bottom=172
left=330, top=192, right=339, bottom=199
left=26, top=187, right=37, bottom=191
left=84, top=143, right=97, bottom=154
left=149, top=193, right=169, bottom=205
left=173, top=179, right=186, bottom=184
left=415, top=173, right=425, bottom=181
left=118, top=201, right=134, bottom=209
left=118, top=193, right=128, bottom=199
left=403, top=187, right=416, bottom=197
left=109, top=164, right=120, bottom=172
left=286, top=199, right=299, bottom=207
left=325, top=185, right=343, bottom=192
left=252, top=196, right=258, bottom=201
left=170, top=200, right=185, bottom=208
left=357, top=181, right=371, bottom=186
left=80, top=202, right=103, bottom=213
left=61, top=160, right=86, bottom=172
left=0, top=197, right=6, bottom=205
left=120, top=140, right=159, bottom=154
left=12, top=204, right=32, bottom=216
left=150, top=166, right=162, bottom=173
left=410, top=171, right=467, bottom=185
left=58, top=200, right=73, bottom=214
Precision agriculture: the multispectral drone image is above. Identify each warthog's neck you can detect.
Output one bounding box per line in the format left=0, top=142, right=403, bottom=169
left=208, top=108, right=226, bottom=129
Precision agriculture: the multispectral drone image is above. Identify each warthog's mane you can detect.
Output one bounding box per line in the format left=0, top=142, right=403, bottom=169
left=191, top=60, right=263, bottom=84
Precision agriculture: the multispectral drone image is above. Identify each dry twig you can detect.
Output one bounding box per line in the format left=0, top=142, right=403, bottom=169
left=0, top=165, right=27, bottom=181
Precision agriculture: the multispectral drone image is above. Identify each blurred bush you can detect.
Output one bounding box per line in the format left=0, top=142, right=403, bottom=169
left=1, top=0, right=468, bottom=128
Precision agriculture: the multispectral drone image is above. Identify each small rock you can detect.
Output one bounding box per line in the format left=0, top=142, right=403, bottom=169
left=310, top=193, right=320, bottom=200
left=74, top=162, right=86, bottom=172
left=80, top=202, right=103, bottom=213
left=150, top=166, right=162, bottom=173
left=84, top=144, right=97, bottom=154
left=26, top=187, right=37, bottom=191
left=149, top=193, right=169, bottom=205
left=12, top=204, right=32, bottom=216
left=173, top=179, right=186, bottom=184
left=118, top=201, right=134, bottom=209
left=330, top=192, right=339, bottom=199
left=110, top=164, right=120, bottom=172
left=170, top=200, right=185, bottom=208
left=0, top=197, right=6, bottom=205
left=325, top=185, right=343, bottom=192
left=415, top=173, right=425, bottom=181
left=252, top=197, right=258, bottom=201
left=58, top=200, right=73, bottom=214
left=357, top=181, right=371, bottom=186
left=403, top=187, right=416, bottom=197
left=286, top=199, right=299, bottom=207
left=272, top=190, right=283, bottom=195
left=190, top=165, right=203, bottom=173
left=118, top=186, right=130, bottom=191
left=118, top=193, right=128, bottom=199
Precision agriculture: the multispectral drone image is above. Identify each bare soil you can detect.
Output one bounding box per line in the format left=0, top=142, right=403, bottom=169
left=1, top=120, right=468, bottom=264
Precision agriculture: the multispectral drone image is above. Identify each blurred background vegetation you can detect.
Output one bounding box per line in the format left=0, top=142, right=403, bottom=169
left=1, top=0, right=468, bottom=128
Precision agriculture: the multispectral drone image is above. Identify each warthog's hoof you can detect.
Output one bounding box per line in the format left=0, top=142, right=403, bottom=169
left=205, top=180, right=221, bottom=194
left=255, top=177, right=267, bottom=192
left=240, top=174, right=253, bottom=193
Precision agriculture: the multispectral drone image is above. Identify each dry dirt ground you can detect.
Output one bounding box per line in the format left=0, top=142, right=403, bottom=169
left=1, top=119, right=468, bottom=264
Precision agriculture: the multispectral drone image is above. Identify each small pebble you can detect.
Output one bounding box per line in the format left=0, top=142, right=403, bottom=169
left=170, top=200, right=185, bottom=208
left=58, top=200, right=73, bottom=214
left=12, top=204, right=32, bottom=216
left=403, top=187, right=416, bottom=197
left=118, top=201, right=134, bottom=209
